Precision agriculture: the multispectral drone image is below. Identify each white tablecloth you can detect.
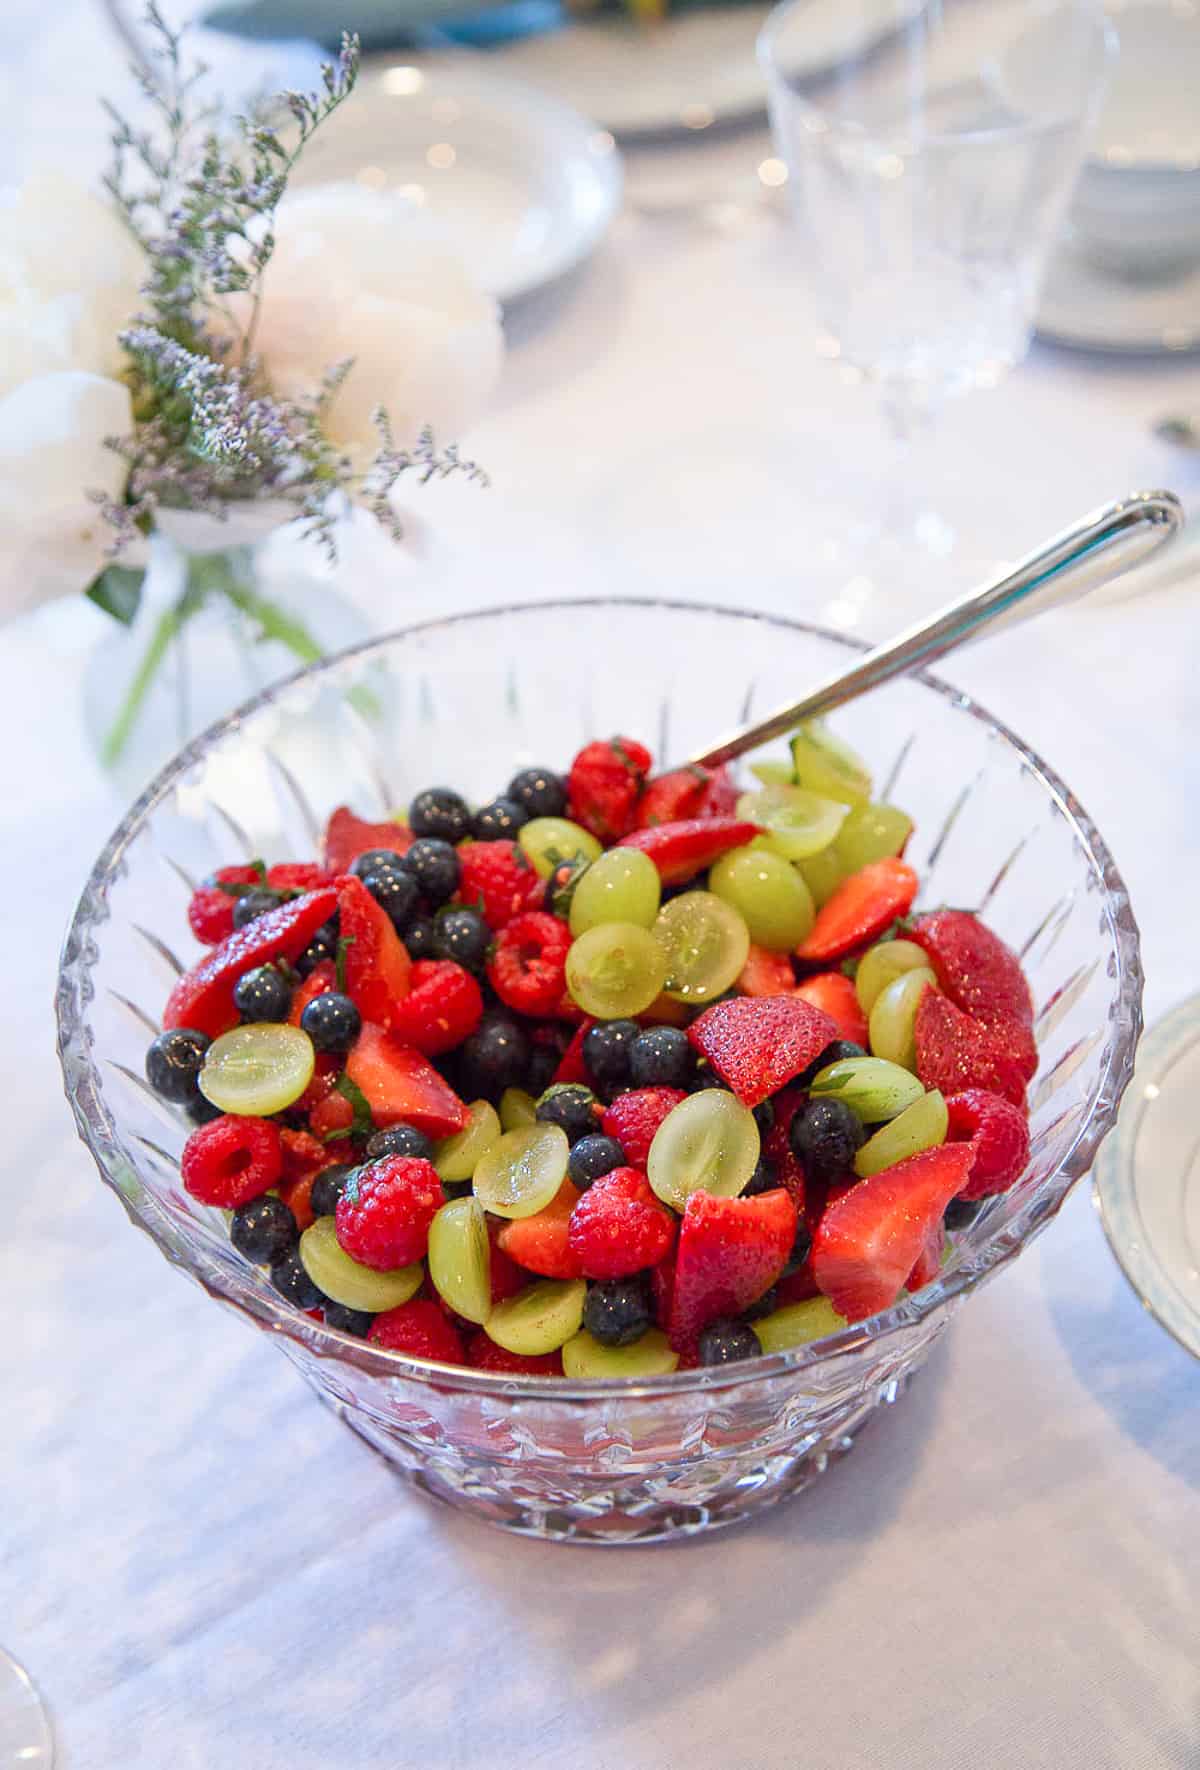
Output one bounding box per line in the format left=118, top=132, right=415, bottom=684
left=2, top=7, right=1199, bottom=1767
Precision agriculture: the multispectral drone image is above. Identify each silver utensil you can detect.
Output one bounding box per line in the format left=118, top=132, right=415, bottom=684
left=691, top=489, right=1183, bottom=767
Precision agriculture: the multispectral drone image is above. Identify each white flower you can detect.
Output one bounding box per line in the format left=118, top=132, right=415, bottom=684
left=0, top=173, right=143, bottom=396
left=251, top=185, right=504, bottom=464
left=0, top=372, right=133, bottom=616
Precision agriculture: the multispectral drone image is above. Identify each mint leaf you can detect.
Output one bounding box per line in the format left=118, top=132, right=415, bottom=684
left=86, top=564, right=145, bottom=626
left=335, top=934, right=356, bottom=994
left=334, top=1071, right=374, bottom=1140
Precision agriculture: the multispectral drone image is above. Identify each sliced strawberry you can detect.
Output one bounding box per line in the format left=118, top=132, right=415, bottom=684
left=617, top=817, right=762, bottom=887
left=910, top=910, right=1033, bottom=1028
left=695, top=765, right=740, bottom=819
left=687, top=994, right=838, bottom=1107
left=163, top=886, right=339, bottom=1039
left=553, top=1017, right=596, bottom=1085
left=791, top=971, right=869, bottom=1047
left=277, top=1171, right=317, bottom=1233
left=296, top=1050, right=339, bottom=1113
left=651, top=1254, right=675, bottom=1330
left=465, top=1334, right=563, bottom=1375
left=387, top=959, right=483, bottom=1057
left=811, top=1143, right=975, bottom=1322
left=568, top=736, right=653, bottom=842
left=344, top=1023, right=468, bottom=1138
left=797, top=858, right=919, bottom=964
left=187, top=863, right=263, bottom=946
left=267, top=862, right=333, bottom=893
left=487, top=1219, right=528, bottom=1304
left=635, top=765, right=727, bottom=829
left=775, top=1262, right=821, bottom=1305
left=762, top=1082, right=808, bottom=1209
left=288, top=960, right=336, bottom=1027
left=905, top=1217, right=945, bottom=1294
left=946, top=1089, right=1031, bottom=1198
left=601, top=1087, right=687, bottom=1166
left=322, top=805, right=413, bottom=875
left=914, top=991, right=1027, bottom=1107
left=668, top=1188, right=797, bottom=1350
left=337, top=874, right=412, bottom=1031
left=737, top=945, right=796, bottom=997
left=309, top=1088, right=355, bottom=1140
left=636, top=992, right=690, bottom=1029
left=497, top=1180, right=584, bottom=1279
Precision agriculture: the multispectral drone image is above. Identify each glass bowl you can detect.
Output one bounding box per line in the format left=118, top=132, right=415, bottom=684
left=55, top=601, right=1142, bottom=1544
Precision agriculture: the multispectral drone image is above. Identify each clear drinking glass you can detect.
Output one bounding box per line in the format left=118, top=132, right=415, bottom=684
left=759, top=0, right=1114, bottom=628
left=0, top=1651, right=53, bottom=1766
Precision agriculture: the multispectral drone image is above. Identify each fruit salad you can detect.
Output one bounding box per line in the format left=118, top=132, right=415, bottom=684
left=145, top=723, right=1036, bottom=1376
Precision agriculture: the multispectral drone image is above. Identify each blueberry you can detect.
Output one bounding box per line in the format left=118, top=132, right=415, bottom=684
left=360, top=867, right=419, bottom=931
left=689, top=1069, right=731, bottom=1093
left=583, top=1019, right=639, bottom=1092
left=364, top=1125, right=434, bottom=1163
left=311, top=1163, right=358, bottom=1217
left=789, top=1097, right=864, bottom=1176
left=568, top=1134, right=626, bottom=1190
left=400, top=838, right=459, bottom=906
left=473, top=796, right=528, bottom=840
left=583, top=1275, right=653, bottom=1347
left=270, top=1249, right=325, bottom=1310
left=300, top=991, right=361, bottom=1054
left=233, top=965, right=292, bottom=1024
left=628, top=1026, right=693, bottom=1089
left=458, top=1014, right=530, bottom=1099
left=525, top=1044, right=563, bottom=1098
left=945, top=1196, right=986, bottom=1230
left=231, top=887, right=284, bottom=930
left=698, top=1319, right=761, bottom=1365
left=145, top=1027, right=210, bottom=1105
left=741, top=1156, right=778, bottom=1197
left=404, top=916, right=437, bottom=960
left=742, top=1286, right=778, bottom=1322
left=295, top=916, right=339, bottom=979
left=507, top=766, right=567, bottom=819
left=230, top=1194, right=298, bottom=1265
left=782, top=1221, right=813, bottom=1275
left=349, top=848, right=409, bottom=880
left=186, top=1094, right=223, bottom=1126
left=535, top=1084, right=599, bottom=1144
left=323, top=1300, right=374, bottom=1337
left=752, top=1098, right=776, bottom=1137
left=796, top=1038, right=867, bottom=1090
left=433, top=907, right=489, bottom=974
left=409, top=788, right=471, bottom=844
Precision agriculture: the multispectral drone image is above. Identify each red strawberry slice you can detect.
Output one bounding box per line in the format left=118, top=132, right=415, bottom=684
left=323, top=805, right=413, bottom=874
left=914, top=991, right=1027, bottom=1108
left=465, top=1334, right=563, bottom=1375
left=797, top=858, right=919, bottom=963
left=687, top=994, right=838, bottom=1107
left=267, top=861, right=333, bottom=893
left=905, top=1218, right=945, bottom=1294
left=309, top=1088, right=355, bottom=1140
left=486, top=1219, right=528, bottom=1304
left=568, top=736, right=653, bottom=842
left=337, top=874, right=412, bottom=1030
left=601, top=1087, right=687, bottom=1166
left=634, top=762, right=737, bottom=828
left=344, top=1023, right=468, bottom=1137
left=289, top=960, right=336, bottom=1027
left=163, top=886, right=339, bottom=1039
left=812, top=1143, right=975, bottom=1322
left=651, top=1254, right=675, bottom=1330
left=187, top=863, right=263, bottom=946
left=553, top=1017, right=596, bottom=1085
left=910, top=910, right=1033, bottom=1028
left=277, top=1170, right=318, bottom=1233
left=497, top=1180, right=585, bottom=1280
left=791, top=971, right=869, bottom=1047
left=617, top=817, right=762, bottom=886
left=387, top=959, right=483, bottom=1057
left=736, top=945, right=796, bottom=997
left=668, top=1188, right=797, bottom=1350
left=946, top=1089, right=1031, bottom=1198
left=762, top=1082, right=808, bottom=1209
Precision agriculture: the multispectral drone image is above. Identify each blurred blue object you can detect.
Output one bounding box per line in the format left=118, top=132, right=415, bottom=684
left=202, top=0, right=564, bottom=48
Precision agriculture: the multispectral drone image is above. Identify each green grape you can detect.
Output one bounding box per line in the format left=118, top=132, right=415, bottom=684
left=854, top=938, right=932, bottom=1015
left=647, top=1089, right=760, bottom=1211
left=199, top=1022, right=314, bottom=1116
left=753, top=1296, right=848, bottom=1353
left=472, top=1123, right=570, bottom=1219
left=834, top=803, right=914, bottom=872
left=868, top=966, right=937, bottom=1070
left=427, top=1196, right=492, bottom=1324
left=749, top=759, right=795, bottom=787
left=735, top=784, right=848, bottom=861
left=709, top=845, right=815, bottom=951
left=565, top=923, right=667, bottom=1018
left=298, top=1217, right=422, bottom=1313
left=485, top=1278, right=587, bottom=1355
left=789, top=719, right=872, bottom=805
left=810, top=1055, right=924, bottom=1122
left=434, top=1099, right=501, bottom=1182
left=518, top=816, right=602, bottom=880
left=561, top=1328, right=679, bottom=1378
left=499, top=1087, right=537, bottom=1130
left=796, top=845, right=846, bottom=910
left=854, top=1090, right=948, bottom=1178
left=653, top=891, right=751, bottom=1003
left=569, top=847, right=661, bottom=936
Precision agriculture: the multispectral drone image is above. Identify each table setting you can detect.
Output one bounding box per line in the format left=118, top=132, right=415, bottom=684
left=3, top=0, right=1199, bottom=1765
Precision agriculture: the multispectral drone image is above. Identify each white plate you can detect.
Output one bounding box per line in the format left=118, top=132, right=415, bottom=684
left=1036, top=234, right=1200, bottom=356
left=294, top=61, right=622, bottom=304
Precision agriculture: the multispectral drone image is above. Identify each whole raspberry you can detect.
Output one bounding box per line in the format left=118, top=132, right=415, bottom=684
left=601, top=1087, right=687, bottom=1166
left=187, top=864, right=262, bottom=945
left=568, top=736, right=653, bottom=842
left=368, top=1299, right=465, bottom=1363
left=946, top=1089, right=1031, bottom=1198
left=181, top=1114, right=282, bottom=1208
left=387, top=959, right=484, bottom=1056
left=267, top=861, right=333, bottom=894
left=457, top=840, right=542, bottom=930
left=488, top=911, right=571, bottom=1016
left=568, top=1167, right=676, bottom=1279
left=334, top=1155, right=443, bottom=1270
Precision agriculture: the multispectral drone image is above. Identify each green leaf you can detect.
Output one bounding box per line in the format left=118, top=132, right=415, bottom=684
left=331, top=1071, right=374, bottom=1142
left=86, top=564, right=146, bottom=627
left=335, top=935, right=356, bottom=995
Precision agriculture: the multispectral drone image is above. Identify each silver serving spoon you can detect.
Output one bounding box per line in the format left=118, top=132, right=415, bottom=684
left=691, top=489, right=1183, bottom=768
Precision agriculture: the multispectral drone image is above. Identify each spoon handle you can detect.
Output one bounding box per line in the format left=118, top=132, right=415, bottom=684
left=690, top=489, right=1184, bottom=768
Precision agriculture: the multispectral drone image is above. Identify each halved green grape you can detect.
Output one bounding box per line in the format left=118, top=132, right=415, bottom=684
left=199, top=1022, right=314, bottom=1116
left=854, top=938, right=933, bottom=1015
left=854, top=1090, right=948, bottom=1178
left=566, top=922, right=667, bottom=1018
left=647, top=1089, right=760, bottom=1211
left=427, top=1196, right=492, bottom=1324
left=653, top=891, right=751, bottom=1003
left=434, top=1099, right=501, bottom=1183
left=753, top=1296, right=848, bottom=1353
left=486, top=1278, right=586, bottom=1355
left=809, top=1055, right=924, bottom=1122
left=834, top=802, right=914, bottom=872
left=735, top=784, right=848, bottom=861
left=749, top=759, right=796, bottom=788
left=472, top=1123, right=570, bottom=1219
left=298, top=1217, right=422, bottom=1313
left=569, top=847, right=661, bottom=936
left=499, top=1087, right=538, bottom=1130
left=789, top=719, right=872, bottom=805
left=562, top=1328, right=679, bottom=1378
left=709, top=845, right=815, bottom=951
left=868, top=966, right=937, bottom=1070
left=796, top=844, right=847, bottom=910
left=518, top=816, right=603, bottom=880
